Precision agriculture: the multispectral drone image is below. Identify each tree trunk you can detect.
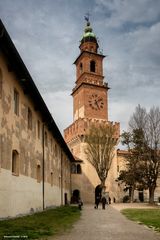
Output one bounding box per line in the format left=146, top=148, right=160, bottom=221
left=149, top=186, right=155, bottom=204
left=130, top=186, right=135, bottom=203
left=101, top=179, right=106, bottom=195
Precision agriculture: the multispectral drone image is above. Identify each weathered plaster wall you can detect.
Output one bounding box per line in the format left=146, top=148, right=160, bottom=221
left=0, top=168, right=43, bottom=218
left=0, top=52, right=71, bottom=218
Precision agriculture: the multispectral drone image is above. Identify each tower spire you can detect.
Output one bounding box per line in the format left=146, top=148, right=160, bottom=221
left=84, top=12, right=91, bottom=26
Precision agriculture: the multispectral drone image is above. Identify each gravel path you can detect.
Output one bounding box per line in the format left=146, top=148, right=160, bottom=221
left=50, top=204, right=160, bottom=240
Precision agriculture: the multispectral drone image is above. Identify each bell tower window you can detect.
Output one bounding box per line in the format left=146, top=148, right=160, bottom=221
left=90, top=60, right=95, bottom=72
left=80, top=63, right=83, bottom=73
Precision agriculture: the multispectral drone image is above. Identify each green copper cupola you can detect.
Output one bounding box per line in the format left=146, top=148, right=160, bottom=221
left=79, top=17, right=99, bottom=53
left=82, top=21, right=97, bottom=41
left=81, top=20, right=98, bottom=44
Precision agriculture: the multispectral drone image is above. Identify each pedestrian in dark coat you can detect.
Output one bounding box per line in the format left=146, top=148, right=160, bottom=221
left=78, top=198, right=83, bottom=210
left=95, top=196, right=100, bottom=209
left=101, top=196, right=107, bottom=209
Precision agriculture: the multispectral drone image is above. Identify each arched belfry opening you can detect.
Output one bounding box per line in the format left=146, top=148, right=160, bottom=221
left=80, top=62, right=83, bottom=73
left=90, top=60, right=96, bottom=72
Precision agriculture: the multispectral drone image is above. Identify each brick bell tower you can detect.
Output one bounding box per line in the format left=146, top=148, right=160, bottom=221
left=64, top=18, right=120, bottom=203
left=73, top=19, right=109, bottom=122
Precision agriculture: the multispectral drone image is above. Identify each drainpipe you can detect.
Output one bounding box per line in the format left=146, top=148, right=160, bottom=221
left=0, top=78, right=2, bottom=170
left=42, top=123, right=45, bottom=210
left=0, top=113, right=2, bottom=170
left=61, top=149, right=63, bottom=205
left=70, top=161, right=72, bottom=203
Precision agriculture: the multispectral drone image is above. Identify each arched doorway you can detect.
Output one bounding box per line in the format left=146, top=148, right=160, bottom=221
left=95, top=185, right=102, bottom=203
left=71, top=189, right=80, bottom=203
left=139, top=190, right=144, bottom=202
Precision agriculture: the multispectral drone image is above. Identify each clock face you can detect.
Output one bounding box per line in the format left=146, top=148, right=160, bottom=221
left=88, top=94, right=104, bottom=110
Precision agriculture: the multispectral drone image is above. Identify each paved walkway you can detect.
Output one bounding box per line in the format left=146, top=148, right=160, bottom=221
left=50, top=204, right=160, bottom=240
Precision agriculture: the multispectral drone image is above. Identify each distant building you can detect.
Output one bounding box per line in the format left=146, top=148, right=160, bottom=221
left=0, top=19, right=74, bottom=218
left=117, top=149, right=160, bottom=202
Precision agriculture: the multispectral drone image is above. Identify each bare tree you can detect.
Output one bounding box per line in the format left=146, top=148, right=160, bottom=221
left=129, top=105, right=160, bottom=203
left=129, top=104, right=148, bottom=130
left=85, top=122, right=118, bottom=189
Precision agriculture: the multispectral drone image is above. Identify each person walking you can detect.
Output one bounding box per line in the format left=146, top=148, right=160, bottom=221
left=101, top=196, right=107, bottom=209
left=78, top=198, right=83, bottom=210
left=95, top=195, right=100, bottom=209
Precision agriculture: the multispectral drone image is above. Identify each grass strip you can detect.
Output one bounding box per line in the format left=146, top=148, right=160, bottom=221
left=121, top=208, right=160, bottom=232
left=0, top=206, right=81, bottom=239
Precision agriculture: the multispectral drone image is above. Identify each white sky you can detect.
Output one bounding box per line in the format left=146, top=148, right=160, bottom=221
left=0, top=0, right=160, bottom=142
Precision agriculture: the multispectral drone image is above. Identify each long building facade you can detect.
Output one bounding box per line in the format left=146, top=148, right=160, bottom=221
left=0, top=20, right=75, bottom=218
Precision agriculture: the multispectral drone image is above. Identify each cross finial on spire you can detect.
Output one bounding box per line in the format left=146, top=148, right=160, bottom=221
left=84, top=12, right=91, bottom=25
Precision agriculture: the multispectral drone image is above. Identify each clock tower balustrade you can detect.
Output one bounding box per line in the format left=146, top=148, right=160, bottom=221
left=72, top=72, right=106, bottom=92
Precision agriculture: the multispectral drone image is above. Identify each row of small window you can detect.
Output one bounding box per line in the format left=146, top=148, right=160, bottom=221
left=11, top=150, right=54, bottom=185
left=14, top=89, right=60, bottom=152
left=14, top=89, right=34, bottom=130
left=1, top=70, right=60, bottom=154
left=79, top=60, right=96, bottom=73
left=0, top=70, right=59, bottom=153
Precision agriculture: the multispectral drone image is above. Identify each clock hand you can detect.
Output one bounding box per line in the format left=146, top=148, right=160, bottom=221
left=95, top=100, right=100, bottom=109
